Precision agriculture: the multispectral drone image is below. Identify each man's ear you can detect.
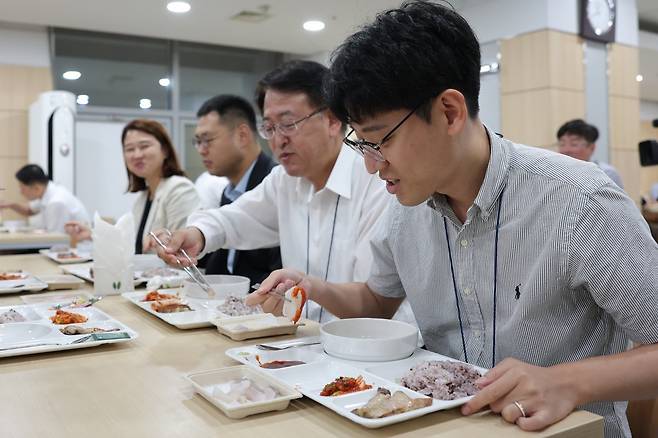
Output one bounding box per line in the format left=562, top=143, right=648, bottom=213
left=324, top=110, right=345, bottom=137
left=234, top=123, right=252, bottom=148
left=435, top=89, right=468, bottom=136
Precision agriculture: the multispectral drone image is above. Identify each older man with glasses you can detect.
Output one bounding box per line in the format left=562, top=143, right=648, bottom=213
left=152, top=60, right=417, bottom=325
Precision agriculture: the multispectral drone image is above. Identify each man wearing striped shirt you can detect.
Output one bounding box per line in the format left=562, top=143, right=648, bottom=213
left=248, top=2, right=658, bottom=437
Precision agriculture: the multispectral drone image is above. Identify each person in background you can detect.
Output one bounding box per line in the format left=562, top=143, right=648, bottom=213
left=0, top=164, right=89, bottom=233
left=194, top=171, right=228, bottom=210
left=65, top=119, right=200, bottom=254
left=246, top=2, right=658, bottom=437
left=557, top=119, right=624, bottom=189
left=193, top=94, right=281, bottom=284
left=149, top=60, right=401, bottom=324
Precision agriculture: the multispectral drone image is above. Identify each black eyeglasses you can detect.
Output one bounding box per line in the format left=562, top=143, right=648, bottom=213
left=343, top=102, right=422, bottom=162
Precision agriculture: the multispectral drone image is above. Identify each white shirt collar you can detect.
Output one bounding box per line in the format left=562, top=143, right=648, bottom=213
left=296, top=145, right=356, bottom=201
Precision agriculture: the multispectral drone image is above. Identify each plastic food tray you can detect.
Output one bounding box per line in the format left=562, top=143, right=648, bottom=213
left=0, top=302, right=138, bottom=358
left=225, top=338, right=487, bottom=428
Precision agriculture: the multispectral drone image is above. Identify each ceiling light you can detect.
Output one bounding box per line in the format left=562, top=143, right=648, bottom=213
left=303, top=20, right=325, bottom=32
left=63, top=70, right=81, bottom=80
left=167, top=1, right=191, bottom=13
left=636, top=74, right=643, bottom=82
left=139, top=98, right=152, bottom=109
left=158, top=77, right=171, bottom=87
left=76, top=94, right=89, bottom=105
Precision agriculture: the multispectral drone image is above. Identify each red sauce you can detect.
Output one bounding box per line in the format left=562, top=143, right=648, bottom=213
left=259, top=360, right=306, bottom=369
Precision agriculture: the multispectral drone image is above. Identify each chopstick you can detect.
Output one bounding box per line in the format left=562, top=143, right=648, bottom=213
left=251, top=283, right=292, bottom=303
left=148, top=231, right=215, bottom=298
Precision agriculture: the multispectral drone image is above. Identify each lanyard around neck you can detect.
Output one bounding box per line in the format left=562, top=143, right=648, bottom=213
left=443, top=190, right=504, bottom=368
left=305, top=194, right=341, bottom=322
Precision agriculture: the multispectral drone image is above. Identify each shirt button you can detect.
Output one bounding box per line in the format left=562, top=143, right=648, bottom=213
left=463, top=287, right=472, bottom=295
left=460, top=239, right=469, bottom=247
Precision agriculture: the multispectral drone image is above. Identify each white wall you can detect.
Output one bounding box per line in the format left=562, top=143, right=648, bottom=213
left=0, top=22, right=49, bottom=67
left=75, top=120, right=138, bottom=221
left=462, top=0, right=637, bottom=46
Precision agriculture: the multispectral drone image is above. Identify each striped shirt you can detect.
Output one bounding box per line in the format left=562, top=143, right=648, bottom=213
left=367, top=130, right=658, bottom=438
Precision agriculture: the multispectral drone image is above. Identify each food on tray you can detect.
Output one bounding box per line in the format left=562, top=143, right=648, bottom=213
left=59, top=325, right=120, bottom=335
left=255, top=355, right=305, bottom=369
left=140, top=267, right=181, bottom=279
left=282, top=285, right=307, bottom=324
left=142, top=290, right=178, bottom=302
left=150, top=298, right=192, bottom=313
left=212, top=378, right=279, bottom=405
left=50, top=309, right=88, bottom=324
left=56, top=251, right=80, bottom=259
left=0, top=309, right=26, bottom=323
left=352, top=387, right=433, bottom=418
left=0, top=272, right=25, bottom=281
left=217, top=295, right=263, bottom=317
left=320, top=375, right=372, bottom=396
left=50, top=296, right=101, bottom=310
left=400, top=360, right=482, bottom=400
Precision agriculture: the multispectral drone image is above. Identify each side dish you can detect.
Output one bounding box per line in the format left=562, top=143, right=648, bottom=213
left=320, top=376, right=372, bottom=397
left=352, top=387, right=432, bottom=418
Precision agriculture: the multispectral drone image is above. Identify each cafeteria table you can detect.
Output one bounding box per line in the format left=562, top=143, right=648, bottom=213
left=0, top=254, right=603, bottom=438
left=0, top=230, right=69, bottom=252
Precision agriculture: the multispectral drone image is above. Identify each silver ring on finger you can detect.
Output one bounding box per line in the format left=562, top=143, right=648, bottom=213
left=513, top=401, right=527, bottom=418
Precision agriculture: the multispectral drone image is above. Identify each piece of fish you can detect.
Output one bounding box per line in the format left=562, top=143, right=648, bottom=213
left=352, top=387, right=432, bottom=418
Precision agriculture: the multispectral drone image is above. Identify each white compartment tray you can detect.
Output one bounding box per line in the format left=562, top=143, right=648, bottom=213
left=225, top=339, right=487, bottom=428
left=0, top=302, right=138, bottom=358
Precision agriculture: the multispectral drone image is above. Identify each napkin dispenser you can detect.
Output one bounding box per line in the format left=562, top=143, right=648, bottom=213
left=92, top=212, right=135, bottom=295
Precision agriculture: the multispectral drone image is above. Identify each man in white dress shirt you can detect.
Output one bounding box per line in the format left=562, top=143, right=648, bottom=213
left=150, top=60, right=395, bottom=323
left=194, top=172, right=228, bottom=210
left=0, top=164, right=89, bottom=233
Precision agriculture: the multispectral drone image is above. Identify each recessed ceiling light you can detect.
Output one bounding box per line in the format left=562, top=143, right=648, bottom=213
left=167, top=1, right=191, bottom=13
left=63, top=70, right=81, bottom=80
left=76, top=94, right=89, bottom=105
left=139, top=98, right=152, bottom=109
left=636, top=74, right=643, bottom=82
left=159, top=77, right=171, bottom=87
left=303, top=20, right=325, bottom=32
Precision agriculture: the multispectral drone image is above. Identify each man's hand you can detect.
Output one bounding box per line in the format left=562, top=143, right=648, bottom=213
left=245, top=269, right=310, bottom=315
left=461, top=358, right=580, bottom=431
left=146, top=227, right=205, bottom=267
left=64, top=221, right=92, bottom=241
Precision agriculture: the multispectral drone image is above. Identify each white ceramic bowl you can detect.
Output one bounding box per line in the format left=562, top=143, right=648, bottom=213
left=320, top=318, right=419, bottom=362
left=132, top=254, right=165, bottom=272
left=184, top=274, right=250, bottom=299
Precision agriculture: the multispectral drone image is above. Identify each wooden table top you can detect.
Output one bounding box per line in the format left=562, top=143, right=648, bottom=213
left=0, top=254, right=604, bottom=438
left=0, top=230, right=68, bottom=251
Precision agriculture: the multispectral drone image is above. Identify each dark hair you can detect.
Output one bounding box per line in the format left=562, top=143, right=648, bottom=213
left=121, top=119, right=185, bottom=193
left=325, top=0, right=481, bottom=124
left=255, top=60, right=328, bottom=114
left=15, top=164, right=49, bottom=185
left=197, top=94, right=258, bottom=133
left=556, top=119, right=599, bottom=143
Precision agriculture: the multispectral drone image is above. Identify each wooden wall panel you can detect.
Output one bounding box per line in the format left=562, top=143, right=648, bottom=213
left=0, top=65, right=52, bottom=111
left=0, top=64, right=52, bottom=221
left=502, top=88, right=585, bottom=148
left=608, top=44, right=640, bottom=203
left=611, top=149, right=642, bottom=203
left=608, top=44, right=639, bottom=99
left=501, top=30, right=584, bottom=93
left=0, top=111, right=28, bottom=158
left=609, top=96, right=640, bottom=152
left=547, top=31, right=585, bottom=92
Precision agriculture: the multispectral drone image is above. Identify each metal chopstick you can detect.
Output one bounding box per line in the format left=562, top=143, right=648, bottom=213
left=148, top=231, right=215, bottom=298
